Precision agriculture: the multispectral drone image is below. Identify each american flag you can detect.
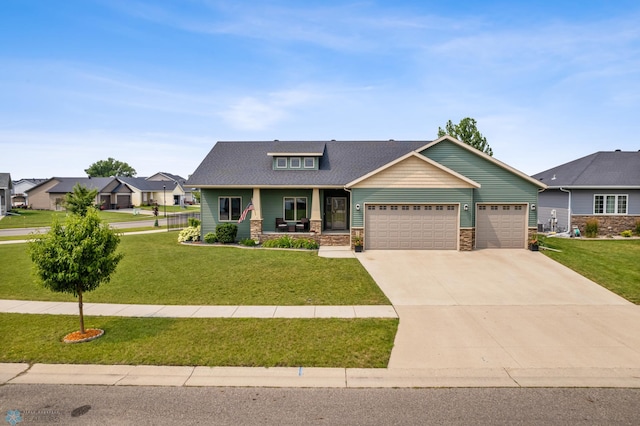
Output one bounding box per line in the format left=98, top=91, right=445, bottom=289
left=237, top=201, right=254, bottom=223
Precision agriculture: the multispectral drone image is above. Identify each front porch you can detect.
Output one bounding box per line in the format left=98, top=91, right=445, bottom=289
left=252, top=220, right=351, bottom=246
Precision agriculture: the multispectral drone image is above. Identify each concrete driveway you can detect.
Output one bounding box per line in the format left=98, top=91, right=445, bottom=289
left=357, top=250, right=640, bottom=376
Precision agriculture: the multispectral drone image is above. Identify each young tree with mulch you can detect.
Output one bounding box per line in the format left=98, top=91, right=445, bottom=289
left=29, top=208, right=123, bottom=341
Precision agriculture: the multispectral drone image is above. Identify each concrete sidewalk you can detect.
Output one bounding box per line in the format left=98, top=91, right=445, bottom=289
left=0, top=299, right=396, bottom=319
left=3, top=363, right=639, bottom=388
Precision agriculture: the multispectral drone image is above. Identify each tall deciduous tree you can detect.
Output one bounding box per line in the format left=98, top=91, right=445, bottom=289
left=63, top=183, right=98, bottom=216
left=437, top=117, right=494, bottom=156
left=85, top=157, right=136, bottom=177
left=29, top=209, right=123, bottom=334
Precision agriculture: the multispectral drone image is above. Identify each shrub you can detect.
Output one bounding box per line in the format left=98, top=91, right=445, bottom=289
left=620, top=230, right=633, bottom=238
left=203, top=232, right=217, bottom=244
left=585, top=218, right=599, bottom=238
left=215, top=223, right=238, bottom=244
left=262, top=236, right=318, bottom=249
left=178, top=226, right=201, bottom=242
left=635, top=220, right=640, bottom=236
left=239, top=238, right=257, bottom=246
left=188, top=218, right=201, bottom=227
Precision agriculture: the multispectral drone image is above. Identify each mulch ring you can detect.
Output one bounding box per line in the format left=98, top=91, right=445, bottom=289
left=63, top=328, right=104, bottom=344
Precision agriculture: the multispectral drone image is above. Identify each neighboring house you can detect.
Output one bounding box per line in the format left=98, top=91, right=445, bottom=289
left=118, top=172, right=195, bottom=207
left=11, top=178, right=48, bottom=207
left=532, top=150, right=640, bottom=235
left=26, top=177, right=133, bottom=210
left=187, top=136, right=545, bottom=250
left=0, top=173, right=13, bottom=216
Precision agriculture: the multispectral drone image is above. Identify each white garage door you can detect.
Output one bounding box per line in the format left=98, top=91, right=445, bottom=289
left=476, top=204, right=526, bottom=248
left=365, top=204, right=458, bottom=250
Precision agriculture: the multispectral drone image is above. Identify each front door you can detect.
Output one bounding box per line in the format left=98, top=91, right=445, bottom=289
left=326, top=197, right=347, bottom=230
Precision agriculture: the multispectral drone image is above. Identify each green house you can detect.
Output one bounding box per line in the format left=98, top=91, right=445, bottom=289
left=187, top=136, right=546, bottom=250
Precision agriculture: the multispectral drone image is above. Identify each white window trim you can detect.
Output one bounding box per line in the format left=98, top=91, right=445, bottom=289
left=275, top=157, right=287, bottom=169
left=594, top=194, right=628, bottom=215
left=219, top=196, right=242, bottom=222
left=303, top=157, right=315, bottom=168
left=290, top=157, right=301, bottom=168
left=283, top=196, right=308, bottom=221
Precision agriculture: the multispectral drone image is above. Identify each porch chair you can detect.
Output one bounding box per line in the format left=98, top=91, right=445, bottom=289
left=295, top=217, right=310, bottom=232
left=276, top=217, right=288, bottom=232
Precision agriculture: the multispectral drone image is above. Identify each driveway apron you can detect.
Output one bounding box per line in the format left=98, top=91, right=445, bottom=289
left=356, top=250, right=640, bottom=371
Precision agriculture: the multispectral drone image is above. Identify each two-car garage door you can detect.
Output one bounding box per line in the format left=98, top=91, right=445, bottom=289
left=365, top=204, right=458, bottom=250
left=364, top=203, right=528, bottom=250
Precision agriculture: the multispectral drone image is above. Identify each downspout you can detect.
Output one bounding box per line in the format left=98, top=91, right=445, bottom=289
left=559, top=187, right=571, bottom=234
left=344, top=186, right=353, bottom=245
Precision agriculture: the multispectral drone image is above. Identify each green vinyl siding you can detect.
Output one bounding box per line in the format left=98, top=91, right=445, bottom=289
left=201, top=188, right=253, bottom=240
left=351, top=188, right=474, bottom=227
left=420, top=141, right=539, bottom=227
left=260, top=188, right=313, bottom=230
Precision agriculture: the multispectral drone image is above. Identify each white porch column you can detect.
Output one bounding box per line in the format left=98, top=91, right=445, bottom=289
left=310, top=188, right=321, bottom=221
left=251, top=188, right=262, bottom=219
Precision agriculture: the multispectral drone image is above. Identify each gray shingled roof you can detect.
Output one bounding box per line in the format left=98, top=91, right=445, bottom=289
left=187, top=140, right=429, bottom=187
left=532, top=151, right=640, bottom=187
left=0, top=173, right=12, bottom=189
left=118, top=177, right=178, bottom=191
left=47, top=177, right=116, bottom=193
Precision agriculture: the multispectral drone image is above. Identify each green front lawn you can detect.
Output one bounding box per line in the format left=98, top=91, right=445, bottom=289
left=0, top=209, right=152, bottom=229
left=0, top=313, right=397, bottom=368
left=541, top=237, right=640, bottom=304
left=0, top=232, right=389, bottom=305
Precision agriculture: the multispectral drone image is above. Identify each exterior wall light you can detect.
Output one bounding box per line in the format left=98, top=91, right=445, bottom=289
left=463, top=204, right=469, bottom=211
left=355, top=203, right=361, bottom=211
left=531, top=204, right=536, bottom=211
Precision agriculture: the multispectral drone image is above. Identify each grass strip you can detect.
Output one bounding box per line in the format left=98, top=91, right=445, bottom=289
left=541, top=237, right=640, bottom=304
left=0, top=313, right=397, bottom=368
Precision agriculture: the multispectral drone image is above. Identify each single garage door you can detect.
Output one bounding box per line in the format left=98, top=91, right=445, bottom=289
left=476, top=204, right=526, bottom=248
left=116, top=195, right=131, bottom=209
left=365, top=204, right=458, bottom=250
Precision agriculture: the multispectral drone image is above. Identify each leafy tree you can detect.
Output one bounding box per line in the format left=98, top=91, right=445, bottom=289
left=437, top=117, right=493, bottom=156
left=85, top=157, right=136, bottom=177
left=63, top=183, right=99, bottom=216
left=29, top=209, right=123, bottom=334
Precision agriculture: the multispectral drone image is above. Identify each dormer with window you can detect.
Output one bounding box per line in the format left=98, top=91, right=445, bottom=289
left=268, top=141, right=325, bottom=171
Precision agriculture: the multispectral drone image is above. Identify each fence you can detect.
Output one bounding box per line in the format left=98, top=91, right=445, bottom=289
left=166, top=212, right=201, bottom=231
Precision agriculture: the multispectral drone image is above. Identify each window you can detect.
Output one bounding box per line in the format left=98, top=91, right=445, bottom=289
left=390, top=206, right=398, bottom=210
left=402, top=206, right=410, bottom=210
left=219, top=197, right=242, bottom=221
left=594, top=195, right=627, bottom=214
left=276, top=157, right=287, bottom=168
left=304, top=157, right=315, bottom=168
left=413, top=206, right=421, bottom=210
left=290, top=157, right=301, bottom=168
left=367, top=205, right=375, bottom=210
left=284, top=197, right=307, bottom=221
left=447, top=205, right=455, bottom=211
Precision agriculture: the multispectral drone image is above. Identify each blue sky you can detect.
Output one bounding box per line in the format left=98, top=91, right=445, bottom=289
left=2, top=0, right=639, bottom=179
